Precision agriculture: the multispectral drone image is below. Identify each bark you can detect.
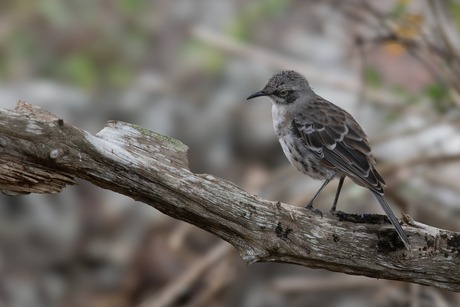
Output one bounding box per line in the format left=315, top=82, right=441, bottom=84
left=1, top=101, right=459, bottom=292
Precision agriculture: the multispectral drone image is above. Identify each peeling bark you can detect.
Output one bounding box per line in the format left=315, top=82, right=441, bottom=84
left=1, top=100, right=459, bottom=292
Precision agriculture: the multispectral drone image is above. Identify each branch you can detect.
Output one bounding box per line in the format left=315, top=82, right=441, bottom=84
left=1, top=101, right=459, bottom=292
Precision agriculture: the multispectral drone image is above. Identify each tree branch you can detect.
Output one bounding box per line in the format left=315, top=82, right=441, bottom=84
left=1, top=101, right=459, bottom=292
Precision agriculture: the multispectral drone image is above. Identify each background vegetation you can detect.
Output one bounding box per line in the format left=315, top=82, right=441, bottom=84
left=1, top=0, right=460, bottom=306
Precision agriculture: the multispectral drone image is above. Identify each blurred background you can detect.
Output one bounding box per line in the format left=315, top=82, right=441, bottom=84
left=1, top=0, right=460, bottom=306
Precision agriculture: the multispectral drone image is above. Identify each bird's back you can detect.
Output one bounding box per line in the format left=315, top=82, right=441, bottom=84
left=289, top=95, right=386, bottom=193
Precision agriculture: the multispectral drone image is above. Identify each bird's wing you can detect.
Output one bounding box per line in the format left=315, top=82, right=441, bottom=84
left=292, top=115, right=386, bottom=194
left=292, top=111, right=410, bottom=249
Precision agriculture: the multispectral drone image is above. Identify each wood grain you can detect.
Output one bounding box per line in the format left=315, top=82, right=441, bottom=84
left=1, top=100, right=459, bottom=292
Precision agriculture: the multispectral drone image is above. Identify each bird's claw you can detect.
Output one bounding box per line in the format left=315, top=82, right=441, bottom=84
left=304, top=204, right=323, bottom=219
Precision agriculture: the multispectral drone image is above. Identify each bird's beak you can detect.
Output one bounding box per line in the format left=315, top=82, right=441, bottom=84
left=246, top=90, right=268, bottom=100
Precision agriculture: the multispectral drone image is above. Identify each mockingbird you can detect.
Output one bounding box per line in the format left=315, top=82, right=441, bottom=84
left=247, top=70, right=410, bottom=249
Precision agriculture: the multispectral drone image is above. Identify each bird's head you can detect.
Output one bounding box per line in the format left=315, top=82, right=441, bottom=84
left=247, top=70, right=313, bottom=105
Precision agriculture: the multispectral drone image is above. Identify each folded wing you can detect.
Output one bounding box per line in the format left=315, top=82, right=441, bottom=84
left=291, top=115, right=386, bottom=194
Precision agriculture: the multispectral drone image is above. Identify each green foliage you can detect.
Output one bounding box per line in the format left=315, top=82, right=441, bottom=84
left=38, top=0, right=73, bottom=27
left=116, top=0, right=145, bottom=12
left=386, top=81, right=453, bottom=116
left=390, top=0, right=408, bottom=19
left=391, top=86, right=419, bottom=105
left=363, top=67, right=381, bottom=88
left=182, top=41, right=225, bottom=74
left=61, top=54, right=98, bottom=90
left=0, top=0, right=156, bottom=90
left=108, top=64, right=133, bottom=88
left=10, top=31, right=37, bottom=57
left=450, top=2, right=460, bottom=32
left=366, top=69, right=453, bottom=121
left=227, top=0, right=289, bottom=41
left=424, top=82, right=451, bottom=113
left=384, top=108, right=402, bottom=122
left=227, top=20, right=250, bottom=42
left=425, top=82, right=448, bottom=101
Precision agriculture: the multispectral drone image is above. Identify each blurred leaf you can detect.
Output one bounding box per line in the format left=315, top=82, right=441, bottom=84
left=391, top=85, right=419, bottom=105
left=425, top=82, right=448, bottom=100
left=404, top=94, right=419, bottom=105
left=424, top=82, right=451, bottom=113
left=116, top=0, right=144, bottom=13
left=10, top=31, right=36, bottom=56
left=390, top=0, right=409, bottom=18
left=385, top=109, right=401, bottom=122
left=11, top=0, right=39, bottom=13
left=450, top=2, right=460, bottom=32
left=124, top=32, right=149, bottom=61
left=38, top=0, right=73, bottom=26
left=363, top=67, right=381, bottom=88
left=182, top=41, right=225, bottom=74
left=227, top=0, right=289, bottom=41
left=263, top=0, right=289, bottom=15
left=391, top=85, right=409, bottom=96
left=108, top=65, right=133, bottom=88
left=0, top=59, right=8, bottom=80
left=245, top=0, right=288, bottom=20
left=62, top=53, right=98, bottom=90
left=227, top=20, right=250, bottom=42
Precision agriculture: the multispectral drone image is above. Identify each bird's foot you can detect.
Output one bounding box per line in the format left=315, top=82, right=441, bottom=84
left=304, top=203, right=323, bottom=219
left=329, top=209, right=346, bottom=219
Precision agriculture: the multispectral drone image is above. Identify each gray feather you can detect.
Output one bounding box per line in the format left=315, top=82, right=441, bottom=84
left=370, top=191, right=411, bottom=250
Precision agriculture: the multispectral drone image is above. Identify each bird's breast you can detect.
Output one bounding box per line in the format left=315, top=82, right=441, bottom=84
left=271, top=104, right=336, bottom=181
left=271, top=103, right=291, bottom=137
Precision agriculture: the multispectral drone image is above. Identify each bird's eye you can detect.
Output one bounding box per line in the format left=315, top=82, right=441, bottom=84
left=279, top=90, right=288, bottom=96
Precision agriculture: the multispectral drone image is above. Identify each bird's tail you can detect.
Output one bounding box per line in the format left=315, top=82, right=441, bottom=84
left=370, top=190, right=411, bottom=250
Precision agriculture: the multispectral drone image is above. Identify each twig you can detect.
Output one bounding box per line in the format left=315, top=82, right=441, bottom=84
left=183, top=258, right=235, bottom=307
left=378, top=152, right=460, bottom=175
left=270, top=275, right=387, bottom=293
left=192, top=26, right=451, bottom=118
left=427, top=0, right=460, bottom=96
left=191, top=26, right=361, bottom=92
left=138, top=242, right=233, bottom=307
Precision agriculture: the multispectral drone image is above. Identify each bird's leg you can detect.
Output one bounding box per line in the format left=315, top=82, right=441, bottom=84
left=329, top=176, right=345, bottom=214
left=329, top=177, right=347, bottom=219
left=304, top=178, right=330, bottom=218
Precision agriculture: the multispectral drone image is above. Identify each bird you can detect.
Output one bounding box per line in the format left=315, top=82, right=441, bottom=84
left=247, top=70, right=410, bottom=249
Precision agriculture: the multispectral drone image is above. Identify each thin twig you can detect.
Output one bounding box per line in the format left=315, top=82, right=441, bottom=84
left=270, top=275, right=388, bottom=293
left=138, top=242, right=234, bottom=307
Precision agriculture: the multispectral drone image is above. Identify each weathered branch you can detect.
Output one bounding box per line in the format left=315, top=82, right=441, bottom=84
left=1, top=101, right=459, bottom=292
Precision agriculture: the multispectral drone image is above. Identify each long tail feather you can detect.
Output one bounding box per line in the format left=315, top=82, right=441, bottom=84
left=370, top=191, right=411, bottom=250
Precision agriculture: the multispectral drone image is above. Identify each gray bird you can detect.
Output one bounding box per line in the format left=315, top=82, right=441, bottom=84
left=247, top=70, right=410, bottom=249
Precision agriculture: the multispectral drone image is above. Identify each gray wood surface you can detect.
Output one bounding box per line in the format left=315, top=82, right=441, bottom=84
left=1, top=100, right=459, bottom=292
